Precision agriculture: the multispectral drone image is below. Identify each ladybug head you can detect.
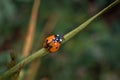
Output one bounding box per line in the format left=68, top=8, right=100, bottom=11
left=55, top=34, right=64, bottom=43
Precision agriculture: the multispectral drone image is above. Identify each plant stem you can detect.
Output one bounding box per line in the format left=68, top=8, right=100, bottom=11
left=0, top=0, right=119, bottom=79
left=63, top=0, right=120, bottom=43
left=0, top=48, right=48, bottom=80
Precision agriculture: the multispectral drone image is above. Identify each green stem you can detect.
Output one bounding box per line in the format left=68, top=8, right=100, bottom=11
left=63, top=0, right=120, bottom=43
left=0, top=0, right=119, bottom=79
left=0, top=48, right=48, bottom=80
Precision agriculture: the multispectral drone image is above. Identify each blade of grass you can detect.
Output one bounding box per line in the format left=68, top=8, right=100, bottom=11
left=63, top=0, right=120, bottom=43
left=22, top=0, right=40, bottom=58
left=19, top=0, right=41, bottom=80
left=0, top=0, right=119, bottom=79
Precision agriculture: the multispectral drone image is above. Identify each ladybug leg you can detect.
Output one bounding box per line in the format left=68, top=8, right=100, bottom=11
left=56, top=47, right=58, bottom=49
left=47, top=45, right=53, bottom=53
left=48, top=45, right=52, bottom=49
left=44, top=40, right=49, bottom=48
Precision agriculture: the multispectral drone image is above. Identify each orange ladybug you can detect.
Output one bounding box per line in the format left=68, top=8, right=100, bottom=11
left=43, top=34, right=63, bottom=53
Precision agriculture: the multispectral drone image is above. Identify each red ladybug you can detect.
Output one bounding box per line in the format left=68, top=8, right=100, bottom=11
left=43, top=34, right=63, bottom=53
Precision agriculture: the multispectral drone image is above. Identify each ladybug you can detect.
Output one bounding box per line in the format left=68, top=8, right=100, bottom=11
left=43, top=34, right=63, bottom=53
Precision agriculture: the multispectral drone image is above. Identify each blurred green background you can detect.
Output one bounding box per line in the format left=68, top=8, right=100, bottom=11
left=0, top=0, right=120, bottom=80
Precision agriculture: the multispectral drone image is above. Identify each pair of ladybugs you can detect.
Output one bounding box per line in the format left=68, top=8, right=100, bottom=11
left=43, top=34, right=64, bottom=53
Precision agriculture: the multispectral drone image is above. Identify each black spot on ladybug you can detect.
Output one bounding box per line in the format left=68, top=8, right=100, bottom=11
left=56, top=47, right=58, bottom=49
left=46, top=40, right=48, bottom=43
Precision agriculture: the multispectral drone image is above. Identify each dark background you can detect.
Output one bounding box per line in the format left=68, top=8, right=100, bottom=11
left=0, top=0, right=120, bottom=80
